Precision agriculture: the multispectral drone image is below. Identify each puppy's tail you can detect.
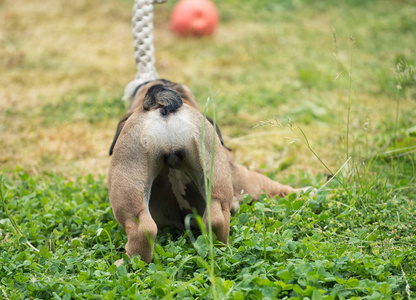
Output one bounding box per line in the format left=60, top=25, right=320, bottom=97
left=143, top=84, right=183, bottom=116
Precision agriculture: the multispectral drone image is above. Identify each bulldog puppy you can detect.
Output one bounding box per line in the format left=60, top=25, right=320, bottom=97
left=108, top=79, right=298, bottom=264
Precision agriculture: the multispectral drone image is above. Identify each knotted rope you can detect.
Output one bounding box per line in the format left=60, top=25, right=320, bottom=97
left=123, top=0, right=168, bottom=100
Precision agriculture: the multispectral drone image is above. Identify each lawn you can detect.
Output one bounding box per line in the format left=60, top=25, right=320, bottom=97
left=0, top=0, right=415, bottom=299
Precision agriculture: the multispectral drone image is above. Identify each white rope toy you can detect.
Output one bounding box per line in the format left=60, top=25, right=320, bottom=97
left=123, top=0, right=168, bottom=101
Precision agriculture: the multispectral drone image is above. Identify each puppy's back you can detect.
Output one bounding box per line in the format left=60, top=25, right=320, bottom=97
left=110, top=81, right=205, bottom=168
left=139, top=84, right=198, bottom=169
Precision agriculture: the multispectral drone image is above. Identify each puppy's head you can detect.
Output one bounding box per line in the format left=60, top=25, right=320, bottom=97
left=129, top=79, right=199, bottom=113
left=109, top=79, right=199, bottom=156
left=109, top=79, right=230, bottom=155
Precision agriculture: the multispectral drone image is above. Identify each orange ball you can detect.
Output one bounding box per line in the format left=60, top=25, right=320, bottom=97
left=170, top=0, right=219, bottom=37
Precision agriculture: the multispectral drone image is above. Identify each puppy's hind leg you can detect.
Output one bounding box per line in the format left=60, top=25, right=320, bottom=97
left=205, top=198, right=231, bottom=245
left=109, top=178, right=158, bottom=265
left=124, top=208, right=158, bottom=264
left=202, top=179, right=233, bottom=245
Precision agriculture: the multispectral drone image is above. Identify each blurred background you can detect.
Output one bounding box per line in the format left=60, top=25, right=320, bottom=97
left=0, top=0, right=415, bottom=184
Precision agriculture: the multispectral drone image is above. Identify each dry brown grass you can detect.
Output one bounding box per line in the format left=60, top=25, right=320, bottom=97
left=1, top=0, right=415, bottom=182
left=1, top=0, right=134, bottom=176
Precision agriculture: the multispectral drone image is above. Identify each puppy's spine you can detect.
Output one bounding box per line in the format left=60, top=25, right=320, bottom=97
left=143, top=84, right=183, bottom=116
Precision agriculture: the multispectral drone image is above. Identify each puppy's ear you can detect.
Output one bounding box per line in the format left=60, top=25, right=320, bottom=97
left=170, top=83, right=199, bottom=110
left=206, top=116, right=232, bottom=151
left=109, top=113, right=132, bottom=156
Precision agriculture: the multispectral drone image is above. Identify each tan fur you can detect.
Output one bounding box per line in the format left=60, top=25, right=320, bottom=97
left=108, top=80, right=298, bottom=264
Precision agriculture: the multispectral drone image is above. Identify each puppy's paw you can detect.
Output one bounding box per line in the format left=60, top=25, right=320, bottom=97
left=295, top=186, right=317, bottom=195
left=230, top=196, right=240, bottom=214
left=114, top=258, right=124, bottom=267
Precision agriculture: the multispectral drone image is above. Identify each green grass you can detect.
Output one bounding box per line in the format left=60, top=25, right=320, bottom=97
left=1, top=0, right=416, bottom=298
left=0, top=164, right=415, bottom=299
left=40, top=91, right=126, bottom=125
